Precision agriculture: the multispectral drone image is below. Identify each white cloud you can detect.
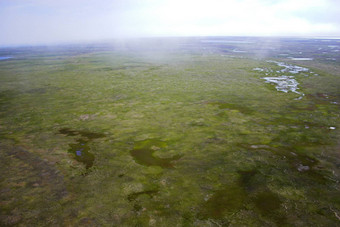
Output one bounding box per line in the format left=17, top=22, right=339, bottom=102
left=0, top=0, right=339, bottom=45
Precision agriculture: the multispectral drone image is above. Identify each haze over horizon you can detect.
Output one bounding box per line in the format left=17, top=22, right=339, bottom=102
left=1, top=0, right=340, bottom=46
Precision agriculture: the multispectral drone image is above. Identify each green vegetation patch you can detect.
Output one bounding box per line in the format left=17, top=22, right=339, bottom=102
left=131, top=139, right=182, bottom=168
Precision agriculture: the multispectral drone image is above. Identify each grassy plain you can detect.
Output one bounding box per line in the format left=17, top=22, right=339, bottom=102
left=0, top=38, right=339, bottom=226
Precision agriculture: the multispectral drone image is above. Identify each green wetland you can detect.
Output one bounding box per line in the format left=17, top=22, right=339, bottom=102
left=0, top=37, right=339, bottom=226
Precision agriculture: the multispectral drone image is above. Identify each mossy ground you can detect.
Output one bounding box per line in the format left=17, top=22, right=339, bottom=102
left=0, top=42, right=339, bottom=226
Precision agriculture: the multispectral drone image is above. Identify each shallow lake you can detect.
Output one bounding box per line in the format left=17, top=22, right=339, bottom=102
left=0, top=56, right=12, bottom=60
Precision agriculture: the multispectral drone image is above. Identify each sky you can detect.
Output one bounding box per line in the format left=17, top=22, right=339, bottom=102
left=1, top=0, right=340, bottom=45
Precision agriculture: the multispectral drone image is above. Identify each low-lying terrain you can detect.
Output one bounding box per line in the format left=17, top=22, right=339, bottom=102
left=0, top=37, right=339, bottom=226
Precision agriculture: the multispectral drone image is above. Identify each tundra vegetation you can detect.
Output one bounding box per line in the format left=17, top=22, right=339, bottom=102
left=0, top=37, right=339, bottom=226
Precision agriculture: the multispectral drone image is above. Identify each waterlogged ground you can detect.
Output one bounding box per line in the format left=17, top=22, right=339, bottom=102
left=0, top=38, right=340, bottom=226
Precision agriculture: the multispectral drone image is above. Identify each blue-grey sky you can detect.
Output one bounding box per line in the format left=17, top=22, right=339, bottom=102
left=1, top=0, right=340, bottom=45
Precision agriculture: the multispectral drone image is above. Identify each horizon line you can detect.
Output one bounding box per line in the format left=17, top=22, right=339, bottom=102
left=1, top=35, right=340, bottom=48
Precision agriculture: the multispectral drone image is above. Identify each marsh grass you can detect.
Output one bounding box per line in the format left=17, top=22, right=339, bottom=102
left=0, top=41, right=339, bottom=226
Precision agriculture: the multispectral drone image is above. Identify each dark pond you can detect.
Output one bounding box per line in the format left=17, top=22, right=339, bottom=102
left=59, top=128, right=105, bottom=169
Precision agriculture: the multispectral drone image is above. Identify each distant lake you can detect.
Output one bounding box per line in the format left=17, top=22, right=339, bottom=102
left=201, top=40, right=254, bottom=44
left=0, top=56, right=13, bottom=60
left=288, top=57, right=313, bottom=61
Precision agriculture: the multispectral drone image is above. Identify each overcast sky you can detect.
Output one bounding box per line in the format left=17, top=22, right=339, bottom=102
left=1, top=0, right=340, bottom=45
